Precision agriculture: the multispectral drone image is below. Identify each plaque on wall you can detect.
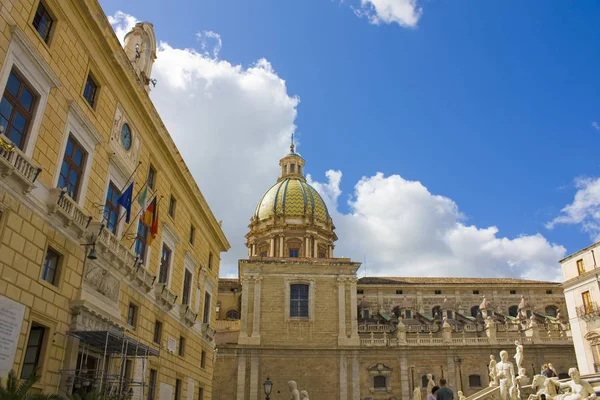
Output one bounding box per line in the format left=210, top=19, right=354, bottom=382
left=0, top=295, right=26, bottom=378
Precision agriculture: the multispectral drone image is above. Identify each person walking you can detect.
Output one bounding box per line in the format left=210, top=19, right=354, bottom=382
left=436, top=379, right=454, bottom=400
left=427, top=386, right=440, bottom=400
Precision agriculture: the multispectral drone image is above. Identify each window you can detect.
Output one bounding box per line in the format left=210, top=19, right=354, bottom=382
left=153, top=321, right=162, bottom=344
left=373, top=375, right=386, bottom=390
left=127, top=303, right=137, bottom=327
left=546, top=290, right=553, bottom=295
left=510, top=290, right=517, bottom=295
left=201, top=350, right=206, bottom=368
left=225, top=309, right=240, bottom=320
left=577, top=259, right=585, bottom=275
left=469, top=375, right=482, bottom=388
left=83, top=73, right=98, bottom=107
left=148, top=369, right=157, bottom=400
left=158, top=245, right=171, bottom=284
left=362, top=310, right=369, bottom=319
left=473, top=290, right=480, bottom=295
left=189, top=225, right=195, bottom=245
left=208, top=252, right=213, bottom=269
left=432, top=306, right=441, bottom=318
left=58, top=135, right=87, bottom=201
left=41, top=247, right=60, bottom=285
left=182, top=269, right=192, bottom=306
left=582, top=291, right=593, bottom=314
left=178, top=336, right=185, bottom=357
left=175, top=379, right=182, bottom=400
left=32, top=2, right=53, bottom=43
left=134, top=221, right=149, bottom=263
left=290, top=284, right=309, bottom=318
left=545, top=305, right=558, bottom=317
left=20, top=323, right=46, bottom=379
left=104, top=182, right=121, bottom=234
left=508, top=305, right=519, bottom=318
left=357, top=289, right=364, bottom=295
left=471, top=305, right=480, bottom=318
left=260, top=251, right=268, bottom=257
left=404, top=310, right=412, bottom=319
left=289, top=248, right=299, bottom=258
left=290, top=164, right=295, bottom=173
left=168, top=195, right=176, bottom=218
left=147, top=165, right=156, bottom=190
left=198, top=387, right=204, bottom=400
left=396, top=290, right=403, bottom=295
left=434, top=290, right=442, bottom=295
left=446, top=310, right=453, bottom=320
left=203, top=292, right=211, bottom=323
left=0, top=70, right=37, bottom=150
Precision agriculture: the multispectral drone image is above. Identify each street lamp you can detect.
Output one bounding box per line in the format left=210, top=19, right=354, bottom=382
left=263, top=377, right=273, bottom=400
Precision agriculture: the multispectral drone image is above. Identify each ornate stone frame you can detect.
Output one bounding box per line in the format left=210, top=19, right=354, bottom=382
left=284, top=278, right=316, bottom=322
left=367, top=363, right=392, bottom=393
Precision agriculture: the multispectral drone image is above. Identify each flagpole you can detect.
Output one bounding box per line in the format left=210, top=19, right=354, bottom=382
left=120, top=161, right=142, bottom=193
left=122, top=192, right=158, bottom=240
left=124, top=195, right=164, bottom=249
left=115, top=180, right=150, bottom=227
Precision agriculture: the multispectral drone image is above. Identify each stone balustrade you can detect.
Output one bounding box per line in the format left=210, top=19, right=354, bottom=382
left=0, top=135, right=41, bottom=193
left=154, top=283, right=177, bottom=309
left=133, top=264, right=155, bottom=292
left=202, top=323, right=216, bottom=341
left=214, top=320, right=241, bottom=332
left=93, top=223, right=138, bottom=273
left=180, top=305, right=198, bottom=326
left=47, top=188, right=92, bottom=237
left=359, top=332, right=572, bottom=347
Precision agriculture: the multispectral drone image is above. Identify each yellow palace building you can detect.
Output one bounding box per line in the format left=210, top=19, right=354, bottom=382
left=0, top=1, right=228, bottom=399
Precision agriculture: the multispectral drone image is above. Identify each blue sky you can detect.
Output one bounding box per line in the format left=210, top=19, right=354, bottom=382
left=101, top=0, right=600, bottom=279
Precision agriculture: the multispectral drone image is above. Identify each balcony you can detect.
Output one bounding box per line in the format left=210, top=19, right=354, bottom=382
left=154, top=283, right=177, bottom=309
left=92, top=223, right=137, bottom=275
left=214, top=319, right=241, bottom=332
left=47, top=188, right=92, bottom=237
left=180, top=305, right=198, bottom=326
left=0, top=135, right=42, bottom=194
left=576, top=303, right=600, bottom=322
left=132, top=265, right=155, bottom=292
left=201, top=323, right=216, bottom=341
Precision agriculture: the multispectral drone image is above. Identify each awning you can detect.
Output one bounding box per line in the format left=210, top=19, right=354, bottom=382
left=67, top=330, right=160, bottom=357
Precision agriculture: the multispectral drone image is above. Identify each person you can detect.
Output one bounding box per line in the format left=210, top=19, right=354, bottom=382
left=542, top=365, right=555, bottom=378
left=427, top=385, right=439, bottom=400
left=436, top=379, right=454, bottom=400
left=541, top=364, right=548, bottom=375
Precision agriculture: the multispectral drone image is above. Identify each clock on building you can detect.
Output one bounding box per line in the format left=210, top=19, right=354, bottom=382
left=121, top=123, right=132, bottom=150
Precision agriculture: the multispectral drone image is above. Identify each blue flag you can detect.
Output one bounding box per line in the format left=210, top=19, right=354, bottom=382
left=117, top=182, right=134, bottom=223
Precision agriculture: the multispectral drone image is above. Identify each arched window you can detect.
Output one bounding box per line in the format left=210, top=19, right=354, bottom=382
left=469, top=375, right=482, bottom=388
left=392, top=306, right=401, bottom=318
left=374, top=375, right=387, bottom=390
left=432, top=306, right=441, bottom=319
left=508, top=305, right=519, bottom=318
left=471, top=305, right=480, bottom=318
left=422, top=375, right=435, bottom=388
left=545, top=305, right=558, bottom=317
left=290, top=284, right=309, bottom=317
left=446, top=310, right=453, bottom=320
left=225, top=309, right=239, bottom=320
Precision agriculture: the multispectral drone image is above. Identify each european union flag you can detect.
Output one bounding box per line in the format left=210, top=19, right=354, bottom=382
left=117, top=182, right=134, bottom=223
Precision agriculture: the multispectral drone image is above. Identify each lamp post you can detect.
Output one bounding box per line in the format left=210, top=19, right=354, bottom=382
left=263, top=377, right=273, bottom=400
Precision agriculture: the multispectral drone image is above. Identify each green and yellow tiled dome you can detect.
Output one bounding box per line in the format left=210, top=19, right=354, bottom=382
left=254, top=178, right=330, bottom=223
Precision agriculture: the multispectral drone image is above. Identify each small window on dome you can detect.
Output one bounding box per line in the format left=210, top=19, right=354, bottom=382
left=290, top=164, right=295, bottom=173
left=283, top=165, right=287, bottom=174
left=298, top=165, right=302, bottom=175
left=289, top=248, right=299, bottom=258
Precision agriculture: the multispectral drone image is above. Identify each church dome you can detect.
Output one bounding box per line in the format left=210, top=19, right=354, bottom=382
left=253, top=178, right=330, bottom=223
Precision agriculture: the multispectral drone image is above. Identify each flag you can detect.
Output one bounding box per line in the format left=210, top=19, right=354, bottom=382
left=149, top=201, right=159, bottom=245
left=137, top=185, right=148, bottom=220
left=117, top=182, right=134, bottom=223
left=142, top=196, right=156, bottom=226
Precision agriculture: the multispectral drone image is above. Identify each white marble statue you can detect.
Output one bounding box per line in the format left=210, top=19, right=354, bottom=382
left=489, top=354, right=497, bottom=387
left=514, top=341, right=524, bottom=377
left=300, top=390, right=309, bottom=400
left=288, top=381, right=300, bottom=400
left=552, top=368, right=597, bottom=400
left=495, top=350, right=516, bottom=400
left=414, top=386, right=422, bottom=400
left=458, top=391, right=467, bottom=400
left=427, top=374, right=435, bottom=394
left=528, top=374, right=558, bottom=400
left=480, top=296, right=488, bottom=317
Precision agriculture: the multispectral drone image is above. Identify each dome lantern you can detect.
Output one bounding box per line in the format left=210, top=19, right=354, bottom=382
left=278, top=134, right=305, bottom=182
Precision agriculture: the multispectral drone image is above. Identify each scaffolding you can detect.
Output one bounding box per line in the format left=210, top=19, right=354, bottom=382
left=59, top=330, right=160, bottom=399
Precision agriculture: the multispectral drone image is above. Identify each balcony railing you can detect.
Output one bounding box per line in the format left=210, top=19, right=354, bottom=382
left=155, top=283, right=177, bottom=309
left=94, top=224, right=137, bottom=273
left=133, top=265, right=156, bottom=292
left=576, top=303, right=600, bottom=322
left=201, top=323, right=216, bottom=341
left=214, top=319, right=241, bottom=332
left=0, top=134, right=41, bottom=193
left=47, top=188, right=92, bottom=237
left=180, top=305, right=198, bottom=326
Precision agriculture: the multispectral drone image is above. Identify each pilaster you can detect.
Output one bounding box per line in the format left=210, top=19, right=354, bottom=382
left=236, top=353, right=247, bottom=400
left=249, top=351, right=259, bottom=400
left=250, top=277, right=262, bottom=343
left=339, top=353, right=348, bottom=400
left=349, top=279, right=359, bottom=343
left=352, top=353, right=360, bottom=400
left=269, top=236, right=275, bottom=257
left=400, top=352, right=409, bottom=400
left=338, top=277, right=347, bottom=343
left=279, top=235, right=284, bottom=257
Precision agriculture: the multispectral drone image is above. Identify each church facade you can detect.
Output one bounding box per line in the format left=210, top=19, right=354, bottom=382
left=212, top=146, right=577, bottom=400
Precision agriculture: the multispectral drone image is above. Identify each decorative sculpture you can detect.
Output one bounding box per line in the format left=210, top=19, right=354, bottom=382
left=548, top=363, right=558, bottom=378
left=426, top=374, right=436, bottom=395
left=480, top=296, right=488, bottom=317
left=528, top=374, right=558, bottom=400
left=300, top=390, right=309, bottom=400
left=552, top=368, right=597, bottom=400
left=458, top=391, right=467, bottom=400
left=413, top=386, right=422, bottom=400
left=489, top=355, right=497, bottom=387
left=514, top=341, right=524, bottom=377
left=288, top=381, right=300, bottom=400
left=495, top=350, right=515, bottom=400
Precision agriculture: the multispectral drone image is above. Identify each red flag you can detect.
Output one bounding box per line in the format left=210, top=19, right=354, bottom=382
left=149, top=201, right=159, bottom=245
left=142, top=197, right=156, bottom=226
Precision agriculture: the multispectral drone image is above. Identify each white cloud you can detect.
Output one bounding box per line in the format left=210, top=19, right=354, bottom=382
left=593, top=121, right=600, bottom=132
left=109, top=12, right=299, bottom=276
left=354, top=0, right=423, bottom=28
left=547, top=177, right=600, bottom=242
left=196, top=31, right=223, bottom=59
left=309, top=171, right=566, bottom=280
left=107, top=11, right=138, bottom=44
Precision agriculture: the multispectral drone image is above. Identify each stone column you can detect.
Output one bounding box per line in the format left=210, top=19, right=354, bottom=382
left=400, top=352, right=410, bottom=400
left=349, top=279, right=359, bottom=343
left=59, top=336, right=80, bottom=395
left=249, top=351, right=259, bottom=400
left=251, top=277, right=262, bottom=342
left=239, top=277, right=250, bottom=338
left=338, top=278, right=347, bottom=343
left=236, top=352, right=247, bottom=400
left=269, top=237, right=275, bottom=257
left=279, top=236, right=284, bottom=257
left=352, top=353, right=360, bottom=400
left=251, top=243, right=256, bottom=256
left=339, top=353, right=348, bottom=400
left=305, top=236, right=311, bottom=257
left=329, top=244, right=333, bottom=258
left=446, top=355, right=456, bottom=392
left=313, top=237, right=318, bottom=257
